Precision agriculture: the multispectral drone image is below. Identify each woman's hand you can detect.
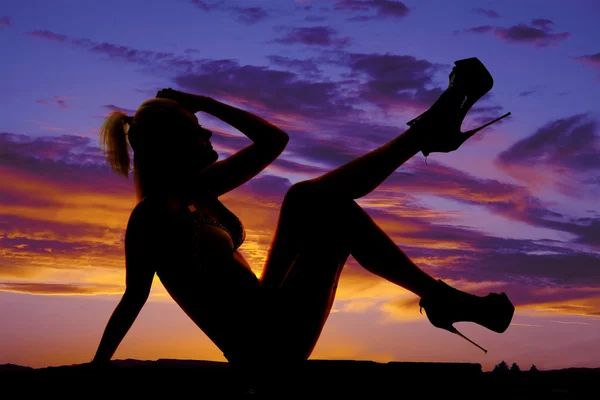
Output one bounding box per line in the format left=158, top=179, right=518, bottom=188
left=155, top=88, right=210, bottom=113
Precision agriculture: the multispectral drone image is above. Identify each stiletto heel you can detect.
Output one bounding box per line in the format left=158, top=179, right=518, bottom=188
left=468, top=112, right=511, bottom=136
left=449, top=326, right=488, bottom=354
left=407, top=57, right=512, bottom=157
left=419, top=280, right=514, bottom=353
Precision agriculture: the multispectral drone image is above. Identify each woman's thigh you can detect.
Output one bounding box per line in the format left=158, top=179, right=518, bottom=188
left=258, top=182, right=355, bottom=361
left=160, top=255, right=267, bottom=365
left=264, top=242, right=350, bottom=362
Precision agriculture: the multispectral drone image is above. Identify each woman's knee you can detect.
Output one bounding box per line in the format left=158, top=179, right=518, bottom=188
left=283, top=179, right=345, bottom=212
left=281, top=180, right=322, bottom=213
left=285, top=180, right=318, bottom=201
left=282, top=185, right=357, bottom=240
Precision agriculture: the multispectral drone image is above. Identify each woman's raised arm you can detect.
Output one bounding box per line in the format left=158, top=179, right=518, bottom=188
left=157, top=89, right=289, bottom=196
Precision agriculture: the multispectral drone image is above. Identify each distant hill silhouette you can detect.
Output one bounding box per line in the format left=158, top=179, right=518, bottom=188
left=1, top=359, right=598, bottom=397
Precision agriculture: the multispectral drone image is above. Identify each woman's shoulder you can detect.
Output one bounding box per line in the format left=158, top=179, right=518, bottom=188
left=131, top=195, right=160, bottom=219
left=126, top=196, right=174, bottom=234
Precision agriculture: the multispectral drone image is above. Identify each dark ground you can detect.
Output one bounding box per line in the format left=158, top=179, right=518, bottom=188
left=1, top=359, right=597, bottom=398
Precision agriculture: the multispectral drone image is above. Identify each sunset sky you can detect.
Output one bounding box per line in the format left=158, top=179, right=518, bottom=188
left=1, top=0, right=599, bottom=371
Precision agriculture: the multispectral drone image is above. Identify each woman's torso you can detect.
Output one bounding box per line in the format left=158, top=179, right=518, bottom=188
left=137, top=190, right=246, bottom=273
left=129, top=191, right=264, bottom=361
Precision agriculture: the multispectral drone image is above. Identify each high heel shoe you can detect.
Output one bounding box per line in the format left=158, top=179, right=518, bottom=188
left=419, top=280, right=515, bottom=353
left=407, top=57, right=511, bottom=158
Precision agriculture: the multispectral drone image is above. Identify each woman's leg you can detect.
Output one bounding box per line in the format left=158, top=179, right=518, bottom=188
left=261, top=192, right=437, bottom=362
left=305, top=124, right=423, bottom=200
left=253, top=58, right=515, bottom=368
left=260, top=125, right=425, bottom=292
left=258, top=126, right=439, bottom=362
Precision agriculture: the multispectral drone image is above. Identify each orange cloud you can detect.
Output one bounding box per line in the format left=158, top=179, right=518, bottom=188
left=519, top=296, right=600, bottom=318
left=0, top=282, right=123, bottom=295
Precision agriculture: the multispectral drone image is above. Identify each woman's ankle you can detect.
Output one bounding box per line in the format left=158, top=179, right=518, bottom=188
left=418, top=277, right=443, bottom=300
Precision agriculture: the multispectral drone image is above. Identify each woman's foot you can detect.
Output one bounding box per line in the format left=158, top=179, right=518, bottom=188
left=407, top=57, right=511, bottom=157
left=419, top=280, right=515, bottom=353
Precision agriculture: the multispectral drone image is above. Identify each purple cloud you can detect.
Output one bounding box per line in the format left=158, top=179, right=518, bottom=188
left=531, top=18, right=554, bottom=30
left=0, top=132, right=115, bottom=182
left=26, top=31, right=476, bottom=173
left=274, top=26, right=351, bottom=47
left=457, top=19, right=570, bottom=48
left=267, top=55, right=323, bottom=77
left=271, top=157, right=327, bottom=176
left=35, top=96, right=70, bottom=109
left=495, top=23, right=569, bottom=48
left=27, top=30, right=181, bottom=68
left=337, top=52, right=445, bottom=110
left=26, top=30, right=68, bottom=42
left=174, top=59, right=356, bottom=120
left=243, top=174, right=292, bottom=200
left=572, top=52, right=600, bottom=71
left=472, top=8, right=500, bottom=18
left=305, top=15, right=327, bottom=22
left=232, top=6, right=269, bottom=24
left=0, top=16, right=12, bottom=26
left=189, top=1, right=270, bottom=24
left=488, top=198, right=600, bottom=250
left=377, top=158, right=600, bottom=251
left=519, top=89, right=536, bottom=97
left=35, top=96, right=69, bottom=110
left=84, top=41, right=178, bottom=64
left=496, top=113, right=600, bottom=177
left=190, top=0, right=211, bottom=12
left=461, top=25, right=494, bottom=34
left=170, top=52, right=482, bottom=169
left=495, top=116, right=600, bottom=201
left=24, top=29, right=450, bottom=120
left=388, top=155, right=600, bottom=253
left=466, top=252, right=600, bottom=294
left=334, top=0, right=411, bottom=21
left=104, top=104, right=137, bottom=115
left=361, top=194, right=600, bottom=292
left=54, top=96, right=68, bottom=109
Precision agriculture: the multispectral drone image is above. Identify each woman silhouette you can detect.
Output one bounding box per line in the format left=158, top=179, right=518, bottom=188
left=92, top=58, right=514, bottom=374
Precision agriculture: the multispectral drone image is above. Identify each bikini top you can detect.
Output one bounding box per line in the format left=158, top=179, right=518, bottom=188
left=144, top=190, right=245, bottom=258
left=186, top=195, right=246, bottom=251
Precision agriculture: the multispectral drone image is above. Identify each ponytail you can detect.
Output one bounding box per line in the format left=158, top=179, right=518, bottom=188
left=99, top=111, right=133, bottom=178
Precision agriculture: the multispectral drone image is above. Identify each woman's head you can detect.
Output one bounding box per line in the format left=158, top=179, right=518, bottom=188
left=99, top=98, right=218, bottom=197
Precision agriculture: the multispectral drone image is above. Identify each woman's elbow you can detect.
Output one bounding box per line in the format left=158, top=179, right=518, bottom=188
left=259, top=134, right=288, bottom=158
left=281, top=133, right=290, bottom=149
left=272, top=131, right=290, bottom=153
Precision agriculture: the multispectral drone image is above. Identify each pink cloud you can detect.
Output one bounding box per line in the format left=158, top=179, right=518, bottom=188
left=495, top=113, right=600, bottom=197
left=26, top=30, right=68, bottom=42
left=334, top=0, right=411, bottom=21
left=572, top=52, right=600, bottom=73
left=274, top=26, right=351, bottom=47
left=34, top=96, right=70, bottom=110
left=0, top=16, right=12, bottom=26
left=472, top=8, right=500, bottom=18
left=456, top=19, right=570, bottom=48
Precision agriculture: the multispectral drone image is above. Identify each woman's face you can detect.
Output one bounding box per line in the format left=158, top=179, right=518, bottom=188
left=178, top=109, right=219, bottom=172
